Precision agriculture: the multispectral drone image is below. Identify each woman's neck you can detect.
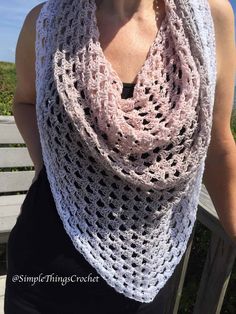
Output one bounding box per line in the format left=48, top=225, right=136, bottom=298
left=95, top=0, right=157, bottom=22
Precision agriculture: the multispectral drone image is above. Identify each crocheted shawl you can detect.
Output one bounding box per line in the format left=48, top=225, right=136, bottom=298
left=35, top=0, right=216, bottom=303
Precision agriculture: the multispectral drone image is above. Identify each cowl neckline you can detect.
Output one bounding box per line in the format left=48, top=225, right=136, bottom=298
left=92, top=0, right=169, bottom=98
left=48, top=0, right=211, bottom=191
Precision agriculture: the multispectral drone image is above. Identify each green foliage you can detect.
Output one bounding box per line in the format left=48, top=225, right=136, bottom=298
left=231, top=108, right=236, bottom=140
left=0, top=61, right=16, bottom=115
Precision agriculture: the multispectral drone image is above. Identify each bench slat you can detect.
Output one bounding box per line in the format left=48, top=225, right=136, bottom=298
left=0, top=116, right=24, bottom=144
left=0, top=171, right=34, bottom=193
left=0, top=195, right=25, bottom=244
left=0, top=215, right=19, bottom=235
left=0, top=148, right=33, bottom=167
left=0, top=275, right=6, bottom=314
left=198, top=185, right=218, bottom=220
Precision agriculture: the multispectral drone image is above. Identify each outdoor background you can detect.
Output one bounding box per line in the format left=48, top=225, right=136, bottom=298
left=0, top=0, right=235, bottom=114
left=0, top=1, right=236, bottom=313
left=0, top=0, right=236, bottom=62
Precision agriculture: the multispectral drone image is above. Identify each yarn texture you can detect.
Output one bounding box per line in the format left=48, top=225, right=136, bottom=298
left=35, top=0, right=217, bottom=303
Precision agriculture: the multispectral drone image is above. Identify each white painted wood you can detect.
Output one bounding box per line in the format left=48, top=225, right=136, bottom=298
left=0, top=194, right=26, bottom=207
left=199, top=185, right=218, bottom=220
left=0, top=116, right=14, bottom=123
left=0, top=116, right=24, bottom=144
left=0, top=171, right=34, bottom=193
left=0, top=275, right=6, bottom=314
left=0, top=195, right=25, bottom=239
left=0, top=147, right=33, bottom=167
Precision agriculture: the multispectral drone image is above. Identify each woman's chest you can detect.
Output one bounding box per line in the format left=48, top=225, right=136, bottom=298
left=96, top=15, right=165, bottom=83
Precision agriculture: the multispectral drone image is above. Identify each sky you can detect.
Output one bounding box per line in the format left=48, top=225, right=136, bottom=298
left=0, top=0, right=235, bottom=63
left=0, top=0, right=41, bottom=62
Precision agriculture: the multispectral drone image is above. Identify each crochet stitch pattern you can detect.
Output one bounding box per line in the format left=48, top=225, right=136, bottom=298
left=35, top=0, right=217, bottom=303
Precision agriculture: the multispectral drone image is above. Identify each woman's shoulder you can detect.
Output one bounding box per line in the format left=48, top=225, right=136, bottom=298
left=207, top=0, right=235, bottom=79
left=208, top=0, right=235, bottom=27
left=24, top=2, right=47, bottom=24
left=205, top=0, right=235, bottom=151
left=14, top=2, right=47, bottom=105
left=17, top=1, right=47, bottom=47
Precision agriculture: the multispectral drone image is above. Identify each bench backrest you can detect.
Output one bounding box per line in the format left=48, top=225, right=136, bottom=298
left=0, top=115, right=34, bottom=193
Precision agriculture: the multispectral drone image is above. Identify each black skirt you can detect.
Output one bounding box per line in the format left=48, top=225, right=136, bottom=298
left=4, top=164, right=176, bottom=314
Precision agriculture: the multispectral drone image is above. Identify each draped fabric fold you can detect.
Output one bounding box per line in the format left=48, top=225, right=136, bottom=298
left=35, top=0, right=216, bottom=303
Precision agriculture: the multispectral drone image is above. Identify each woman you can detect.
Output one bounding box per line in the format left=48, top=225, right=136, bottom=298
left=4, top=0, right=236, bottom=313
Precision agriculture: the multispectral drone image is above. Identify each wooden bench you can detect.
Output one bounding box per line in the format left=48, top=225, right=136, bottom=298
left=0, top=115, right=235, bottom=314
left=0, top=115, right=35, bottom=313
left=0, top=115, right=35, bottom=244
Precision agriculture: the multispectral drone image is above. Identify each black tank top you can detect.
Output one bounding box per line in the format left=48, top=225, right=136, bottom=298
left=121, top=82, right=135, bottom=99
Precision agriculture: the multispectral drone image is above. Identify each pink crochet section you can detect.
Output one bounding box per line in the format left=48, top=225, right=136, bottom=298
left=49, top=0, right=209, bottom=191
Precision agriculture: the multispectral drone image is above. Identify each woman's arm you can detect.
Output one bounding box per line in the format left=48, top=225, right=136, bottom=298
left=203, top=0, right=236, bottom=245
left=13, top=3, right=46, bottom=181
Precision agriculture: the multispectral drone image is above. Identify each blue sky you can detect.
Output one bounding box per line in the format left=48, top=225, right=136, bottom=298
left=0, top=0, right=41, bottom=62
left=0, top=0, right=235, bottom=63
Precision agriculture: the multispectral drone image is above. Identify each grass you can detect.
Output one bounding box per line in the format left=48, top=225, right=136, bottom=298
left=0, top=61, right=16, bottom=115
left=231, top=109, right=236, bottom=140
